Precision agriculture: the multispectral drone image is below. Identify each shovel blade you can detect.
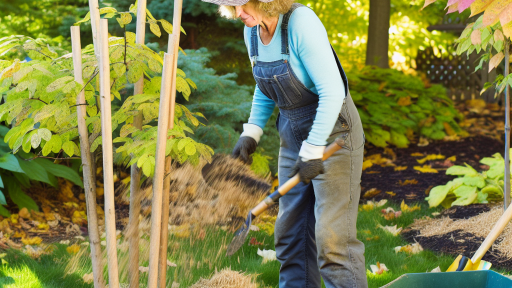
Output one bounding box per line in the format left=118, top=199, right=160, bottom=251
left=226, top=212, right=254, bottom=256
left=446, top=255, right=492, bottom=272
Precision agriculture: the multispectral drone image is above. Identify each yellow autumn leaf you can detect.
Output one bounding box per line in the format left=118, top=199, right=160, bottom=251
left=489, top=52, right=504, bottom=72
left=503, top=21, right=512, bottom=38
left=443, top=122, right=456, bottom=136
left=416, top=154, right=445, bottom=164
left=37, top=223, right=49, bottom=231
left=401, top=200, right=421, bottom=213
left=22, top=236, right=43, bottom=245
left=394, top=166, right=407, bottom=171
left=19, top=207, right=31, bottom=219
left=414, top=165, right=438, bottom=173
left=386, top=191, right=396, bottom=197
left=470, top=0, right=492, bottom=17
left=10, top=214, right=19, bottom=224
left=482, top=0, right=512, bottom=27
left=67, top=244, right=80, bottom=254
left=447, top=156, right=456, bottom=162
left=397, top=96, right=412, bottom=106
left=362, top=160, right=373, bottom=171
left=411, top=152, right=424, bottom=157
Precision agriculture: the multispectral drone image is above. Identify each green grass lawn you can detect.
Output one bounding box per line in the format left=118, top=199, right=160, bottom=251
left=0, top=201, right=502, bottom=288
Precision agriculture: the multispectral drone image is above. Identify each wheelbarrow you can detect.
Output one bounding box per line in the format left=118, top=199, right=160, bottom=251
left=382, top=270, right=512, bottom=288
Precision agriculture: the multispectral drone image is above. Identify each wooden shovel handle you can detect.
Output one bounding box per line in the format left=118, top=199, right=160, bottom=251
left=251, top=138, right=345, bottom=217
left=472, top=200, right=512, bottom=263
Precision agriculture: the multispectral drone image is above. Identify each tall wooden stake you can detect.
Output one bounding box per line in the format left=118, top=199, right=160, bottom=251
left=505, top=39, right=511, bottom=210
left=71, top=26, right=105, bottom=288
left=147, top=53, right=175, bottom=288
left=88, top=0, right=101, bottom=59
left=157, top=1, right=184, bottom=286
left=99, top=19, right=120, bottom=288
left=127, top=1, right=147, bottom=287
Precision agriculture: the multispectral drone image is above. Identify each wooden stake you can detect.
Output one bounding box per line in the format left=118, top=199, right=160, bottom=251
left=127, top=1, right=147, bottom=287
left=99, top=19, right=120, bottom=288
left=504, top=39, right=511, bottom=210
left=157, top=1, right=184, bottom=285
left=71, top=26, right=105, bottom=288
left=88, top=0, right=101, bottom=58
left=147, top=53, right=175, bottom=288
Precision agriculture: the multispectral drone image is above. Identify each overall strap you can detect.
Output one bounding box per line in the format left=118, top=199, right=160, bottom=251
left=250, top=26, right=258, bottom=66
left=281, top=3, right=307, bottom=55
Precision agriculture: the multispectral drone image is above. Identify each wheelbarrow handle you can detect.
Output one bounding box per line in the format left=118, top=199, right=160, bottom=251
left=251, top=138, right=345, bottom=217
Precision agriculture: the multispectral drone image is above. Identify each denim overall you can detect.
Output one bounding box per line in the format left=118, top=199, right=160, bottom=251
left=250, top=3, right=368, bottom=288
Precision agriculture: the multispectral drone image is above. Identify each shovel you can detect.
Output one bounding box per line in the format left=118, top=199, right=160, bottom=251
left=446, top=198, right=512, bottom=271
left=226, top=137, right=346, bottom=256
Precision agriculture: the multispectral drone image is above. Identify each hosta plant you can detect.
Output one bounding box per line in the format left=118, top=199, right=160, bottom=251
left=426, top=152, right=508, bottom=208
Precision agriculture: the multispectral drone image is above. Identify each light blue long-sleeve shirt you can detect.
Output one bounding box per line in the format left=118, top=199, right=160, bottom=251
left=243, top=6, right=345, bottom=146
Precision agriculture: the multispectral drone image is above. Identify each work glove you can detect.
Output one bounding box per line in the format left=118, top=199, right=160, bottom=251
left=232, top=123, right=264, bottom=164
left=232, top=136, right=258, bottom=164
left=289, top=141, right=326, bottom=184
left=288, top=158, right=325, bottom=184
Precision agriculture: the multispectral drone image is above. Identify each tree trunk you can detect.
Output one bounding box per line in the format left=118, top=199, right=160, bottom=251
left=366, top=0, right=390, bottom=68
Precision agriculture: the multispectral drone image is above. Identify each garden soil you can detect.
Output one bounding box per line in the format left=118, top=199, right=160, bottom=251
left=403, top=204, right=512, bottom=270
left=361, top=135, right=503, bottom=204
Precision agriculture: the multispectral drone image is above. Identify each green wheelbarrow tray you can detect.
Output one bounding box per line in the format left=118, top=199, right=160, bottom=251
left=382, top=270, right=512, bottom=288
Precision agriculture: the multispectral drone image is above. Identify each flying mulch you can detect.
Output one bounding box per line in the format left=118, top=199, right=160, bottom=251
left=405, top=204, right=512, bottom=262
left=189, top=268, right=258, bottom=288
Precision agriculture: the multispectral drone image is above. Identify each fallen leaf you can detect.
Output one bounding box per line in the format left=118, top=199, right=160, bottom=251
left=411, top=152, right=424, bottom=157
left=386, top=191, right=396, bottom=197
left=257, top=249, right=277, bottom=264
left=414, top=165, right=438, bottom=173
left=394, top=166, right=407, bottom=171
left=401, top=200, right=421, bottom=213
left=167, top=260, right=177, bottom=267
left=362, top=160, right=373, bottom=171
left=370, top=262, right=389, bottom=275
left=394, top=242, right=423, bottom=254
left=378, top=224, right=402, bottom=236
left=67, top=244, right=80, bottom=254
left=417, top=154, right=445, bottom=164
left=417, top=137, right=429, bottom=147
left=19, top=208, right=31, bottom=219
left=10, top=214, right=19, bottom=224
left=363, top=188, right=381, bottom=198
left=83, top=273, right=94, bottom=284
left=21, top=236, right=43, bottom=245
left=398, top=179, right=418, bottom=186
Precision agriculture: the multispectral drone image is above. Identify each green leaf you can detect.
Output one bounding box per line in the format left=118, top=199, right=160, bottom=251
left=74, top=12, right=91, bottom=25
left=185, top=143, right=196, bottom=156
left=37, top=128, right=52, bottom=141
left=149, top=20, right=161, bottom=38
left=462, top=175, right=486, bottom=188
left=18, top=157, right=55, bottom=187
left=91, top=136, right=102, bottom=152
left=46, top=76, right=74, bottom=93
left=0, top=190, right=6, bottom=205
left=62, top=141, right=76, bottom=157
left=34, top=158, right=83, bottom=188
left=446, top=164, right=478, bottom=177
left=426, top=183, right=452, bottom=207
left=0, top=205, right=9, bottom=217
left=5, top=178, right=39, bottom=212
left=451, top=185, right=478, bottom=206
left=0, top=154, right=23, bottom=173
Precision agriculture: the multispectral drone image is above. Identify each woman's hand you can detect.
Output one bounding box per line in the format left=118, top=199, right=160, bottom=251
left=232, top=136, right=258, bottom=164
left=288, top=158, right=325, bottom=184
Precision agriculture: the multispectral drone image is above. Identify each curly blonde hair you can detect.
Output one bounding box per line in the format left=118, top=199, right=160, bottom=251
left=219, top=0, right=296, bottom=20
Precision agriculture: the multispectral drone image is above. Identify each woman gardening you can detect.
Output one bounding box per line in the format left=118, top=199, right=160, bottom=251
left=201, top=0, right=367, bottom=287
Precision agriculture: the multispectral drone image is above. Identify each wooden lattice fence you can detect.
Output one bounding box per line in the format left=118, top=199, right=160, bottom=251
left=415, top=47, right=489, bottom=102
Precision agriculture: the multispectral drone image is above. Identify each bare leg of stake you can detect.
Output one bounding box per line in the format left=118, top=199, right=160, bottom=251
left=71, top=26, right=105, bottom=288
left=99, top=19, right=120, bottom=288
